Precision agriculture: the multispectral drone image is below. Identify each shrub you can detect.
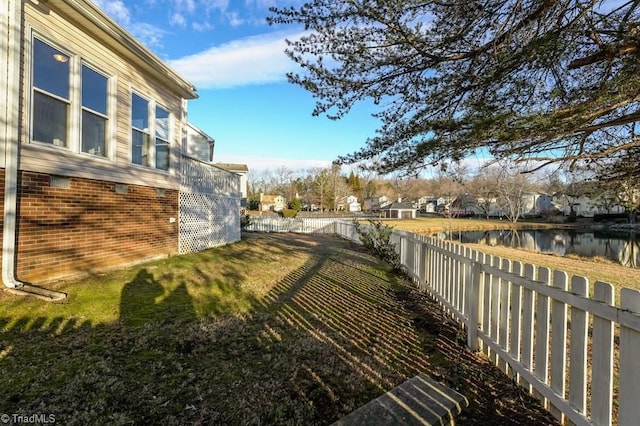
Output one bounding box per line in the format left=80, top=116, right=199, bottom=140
left=240, top=214, right=252, bottom=229
left=352, top=220, right=402, bottom=271
left=279, top=209, right=297, bottom=218
left=288, top=198, right=302, bottom=212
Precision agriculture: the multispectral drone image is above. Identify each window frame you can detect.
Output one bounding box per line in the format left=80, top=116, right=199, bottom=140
left=30, top=37, right=72, bottom=148
left=130, top=91, right=172, bottom=172
left=80, top=63, right=110, bottom=158
left=155, top=105, right=170, bottom=171
left=131, top=92, right=151, bottom=167
left=29, top=33, right=114, bottom=160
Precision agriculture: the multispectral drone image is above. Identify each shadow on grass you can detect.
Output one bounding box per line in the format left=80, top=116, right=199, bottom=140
left=0, top=233, right=559, bottom=425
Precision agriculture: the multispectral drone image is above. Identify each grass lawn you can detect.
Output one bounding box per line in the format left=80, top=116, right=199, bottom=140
left=385, top=217, right=640, bottom=296
left=0, top=233, right=558, bottom=425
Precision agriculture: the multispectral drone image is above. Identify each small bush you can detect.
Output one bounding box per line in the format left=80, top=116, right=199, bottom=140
left=352, top=220, right=401, bottom=271
left=288, top=198, right=302, bottom=212
left=240, top=214, right=252, bottom=229
left=279, top=209, right=298, bottom=218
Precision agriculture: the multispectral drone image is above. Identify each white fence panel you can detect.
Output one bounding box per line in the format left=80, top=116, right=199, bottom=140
left=618, top=288, right=640, bottom=425
left=330, top=223, right=640, bottom=426
left=245, top=217, right=337, bottom=234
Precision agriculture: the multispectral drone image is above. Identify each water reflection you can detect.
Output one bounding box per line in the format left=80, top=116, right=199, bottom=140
left=452, top=229, right=640, bottom=268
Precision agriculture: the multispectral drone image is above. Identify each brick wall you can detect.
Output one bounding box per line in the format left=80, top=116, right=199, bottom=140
left=0, top=170, right=179, bottom=283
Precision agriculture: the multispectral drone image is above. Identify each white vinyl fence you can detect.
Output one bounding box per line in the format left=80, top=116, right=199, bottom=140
left=244, top=216, right=337, bottom=234
left=334, top=221, right=640, bottom=426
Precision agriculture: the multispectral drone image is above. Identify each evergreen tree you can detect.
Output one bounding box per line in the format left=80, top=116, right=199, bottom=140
left=269, top=1, right=640, bottom=180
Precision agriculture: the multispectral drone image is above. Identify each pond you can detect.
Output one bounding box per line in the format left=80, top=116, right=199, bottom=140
left=449, top=228, right=640, bottom=268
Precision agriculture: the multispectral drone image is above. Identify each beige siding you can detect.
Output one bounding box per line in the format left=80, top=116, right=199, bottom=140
left=185, top=124, right=213, bottom=162
left=20, top=1, right=188, bottom=189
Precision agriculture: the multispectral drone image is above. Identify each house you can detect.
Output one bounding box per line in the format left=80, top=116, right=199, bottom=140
left=416, top=196, right=439, bottom=213
left=215, top=163, right=249, bottom=207
left=552, top=193, right=626, bottom=217
left=0, top=0, right=240, bottom=291
left=446, top=194, right=481, bottom=216
left=382, top=200, right=417, bottom=219
left=521, top=192, right=554, bottom=216
left=259, top=194, right=287, bottom=212
left=364, top=195, right=393, bottom=212
left=186, top=123, right=216, bottom=162
left=335, top=195, right=362, bottom=212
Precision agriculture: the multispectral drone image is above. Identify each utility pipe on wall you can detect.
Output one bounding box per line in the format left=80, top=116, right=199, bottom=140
left=1, top=0, right=66, bottom=301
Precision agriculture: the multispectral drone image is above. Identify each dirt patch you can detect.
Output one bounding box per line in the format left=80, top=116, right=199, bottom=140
left=392, top=286, right=560, bottom=425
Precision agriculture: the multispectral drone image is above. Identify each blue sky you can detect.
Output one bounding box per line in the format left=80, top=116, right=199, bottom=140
left=92, top=0, right=383, bottom=173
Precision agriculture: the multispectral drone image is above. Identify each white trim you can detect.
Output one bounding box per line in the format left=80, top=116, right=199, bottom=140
left=79, top=62, right=112, bottom=159
left=3, top=0, right=25, bottom=288
left=53, top=0, right=197, bottom=99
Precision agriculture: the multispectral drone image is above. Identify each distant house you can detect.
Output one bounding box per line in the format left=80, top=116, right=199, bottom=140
left=186, top=123, right=215, bottom=162
left=216, top=163, right=249, bottom=207
left=446, top=194, right=480, bottom=216
left=552, top=193, right=626, bottom=217
left=259, top=194, right=286, bottom=212
left=335, top=195, right=361, bottom=212
left=521, top=192, right=554, bottom=216
left=364, top=195, right=393, bottom=212
left=382, top=200, right=417, bottom=219
left=416, top=196, right=439, bottom=213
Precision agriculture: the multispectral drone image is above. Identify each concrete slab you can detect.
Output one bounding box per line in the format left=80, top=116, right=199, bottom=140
left=333, top=375, right=469, bottom=426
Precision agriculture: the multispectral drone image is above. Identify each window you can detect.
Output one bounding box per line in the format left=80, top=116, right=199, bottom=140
left=32, top=38, right=70, bottom=146
left=81, top=65, right=108, bottom=156
left=131, top=94, right=171, bottom=170
left=31, top=36, right=111, bottom=157
left=155, top=106, right=170, bottom=171
left=131, top=93, right=150, bottom=166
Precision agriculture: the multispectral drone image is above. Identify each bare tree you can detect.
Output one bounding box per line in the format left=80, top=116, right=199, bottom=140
left=494, top=160, right=535, bottom=224
left=467, top=166, right=501, bottom=219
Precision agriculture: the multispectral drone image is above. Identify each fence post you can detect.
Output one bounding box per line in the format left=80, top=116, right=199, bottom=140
left=569, top=276, right=588, bottom=419
left=466, top=260, right=482, bottom=351
left=421, top=240, right=431, bottom=291
left=618, top=288, right=640, bottom=425
left=591, top=281, right=614, bottom=426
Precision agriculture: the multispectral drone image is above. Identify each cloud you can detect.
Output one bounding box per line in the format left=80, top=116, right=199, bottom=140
left=131, top=23, right=168, bottom=48
left=170, top=12, right=187, bottom=27
left=92, top=0, right=131, bottom=25
left=168, top=31, right=304, bottom=89
left=92, top=0, right=166, bottom=48
left=213, top=154, right=332, bottom=172
left=175, top=0, right=197, bottom=14
left=192, top=21, right=214, bottom=32
left=225, top=11, right=245, bottom=27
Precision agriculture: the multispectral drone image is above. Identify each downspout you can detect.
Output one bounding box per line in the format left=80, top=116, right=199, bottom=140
left=1, top=0, right=65, bottom=301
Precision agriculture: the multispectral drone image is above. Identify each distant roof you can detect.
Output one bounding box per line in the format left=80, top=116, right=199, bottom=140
left=383, top=201, right=415, bottom=210
left=214, top=163, right=249, bottom=172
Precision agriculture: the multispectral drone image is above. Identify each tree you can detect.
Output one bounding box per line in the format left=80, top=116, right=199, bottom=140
left=310, top=167, right=331, bottom=211
left=329, top=163, right=350, bottom=208
left=494, top=160, right=535, bottom=224
left=436, top=161, right=468, bottom=237
left=594, top=164, right=640, bottom=222
left=246, top=170, right=266, bottom=210
left=467, top=167, right=502, bottom=219
left=269, top=1, right=640, bottom=179
left=289, top=197, right=302, bottom=212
